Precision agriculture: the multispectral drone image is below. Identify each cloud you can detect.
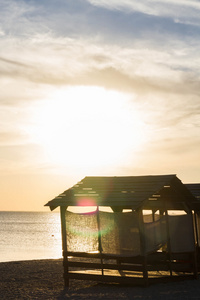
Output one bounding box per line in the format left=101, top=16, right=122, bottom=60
left=1, top=0, right=200, bottom=43
left=1, top=0, right=200, bottom=89
left=1, top=32, right=200, bottom=101
left=0, top=0, right=199, bottom=176
left=88, top=0, right=200, bottom=24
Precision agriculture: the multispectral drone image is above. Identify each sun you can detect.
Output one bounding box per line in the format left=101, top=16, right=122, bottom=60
left=30, top=86, right=146, bottom=174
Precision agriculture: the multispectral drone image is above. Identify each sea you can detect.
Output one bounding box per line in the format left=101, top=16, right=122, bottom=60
left=0, top=211, right=62, bottom=263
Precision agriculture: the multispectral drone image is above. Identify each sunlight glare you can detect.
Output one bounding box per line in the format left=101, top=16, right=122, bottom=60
left=30, top=86, right=147, bottom=174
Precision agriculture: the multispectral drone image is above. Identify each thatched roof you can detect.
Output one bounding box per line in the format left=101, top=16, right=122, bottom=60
left=45, top=174, right=196, bottom=211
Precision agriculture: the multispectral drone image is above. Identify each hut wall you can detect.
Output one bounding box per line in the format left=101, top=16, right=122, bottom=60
left=144, top=216, right=167, bottom=253
left=168, top=214, right=195, bottom=253
left=65, top=210, right=167, bottom=256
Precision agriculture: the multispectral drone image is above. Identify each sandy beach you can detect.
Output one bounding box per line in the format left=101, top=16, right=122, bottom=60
left=1, top=259, right=200, bottom=300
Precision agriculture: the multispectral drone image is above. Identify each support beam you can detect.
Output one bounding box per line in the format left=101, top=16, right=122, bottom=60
left=152, top=210, right=155, bottom=222
left=138, top=209, right=148, bottom=286
left=194, top=211, right=199, bottom=249
left=164, top=208, right=173, bottom=276
left=60, top=206, right=69, bottom=287
left=96, top=206, right=104, bottom=276
left=189, top=211, right=198, bottom=279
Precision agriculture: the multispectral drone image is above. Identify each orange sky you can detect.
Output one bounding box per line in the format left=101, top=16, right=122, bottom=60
left=0, top=0, right=200, bottom=211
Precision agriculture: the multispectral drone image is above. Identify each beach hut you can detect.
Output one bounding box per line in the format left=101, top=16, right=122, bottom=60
left=185, top=184, right=200, bottom=255
left=45, top=174, right=198, bottom=286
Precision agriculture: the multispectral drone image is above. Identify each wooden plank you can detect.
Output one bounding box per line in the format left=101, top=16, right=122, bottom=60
left=68, top=261, right=147, bottom=271
left=68, top=261, right=170, bottom=272
left=67, top=268, right=195, bottom=285
left=65, top=251, right=144, bottom=261
left=67, top=271, right=146, bottom=285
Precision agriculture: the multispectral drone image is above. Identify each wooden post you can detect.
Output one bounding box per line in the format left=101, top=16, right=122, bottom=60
left=194, top=211, right=199, bottom=249
left=96, top=206, right=104, bottom=276
left=152, top=210, right=155, bottom=222
left=60, top=206, right=69, bottom=287
left=138, top=209, right=148, bottom=286
left=164, top=207, right=173, bottom=276
left=189, top=211, right=198, bottom=279
left=194, top=211, right=199, bottom=274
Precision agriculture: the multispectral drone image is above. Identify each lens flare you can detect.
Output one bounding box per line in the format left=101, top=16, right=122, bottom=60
left=76, top=197, right=97, bottom=207
left=66, top=210, right=115, bottom=241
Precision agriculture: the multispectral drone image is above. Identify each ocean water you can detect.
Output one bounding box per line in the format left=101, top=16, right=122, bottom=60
left=0, top=211, right=62, bottom=262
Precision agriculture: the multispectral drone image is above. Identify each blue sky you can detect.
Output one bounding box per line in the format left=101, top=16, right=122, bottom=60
left=0, top=0, right=200, bottom=210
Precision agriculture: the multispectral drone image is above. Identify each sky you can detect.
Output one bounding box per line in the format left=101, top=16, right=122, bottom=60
left=0, top=0, right=200, bottom=211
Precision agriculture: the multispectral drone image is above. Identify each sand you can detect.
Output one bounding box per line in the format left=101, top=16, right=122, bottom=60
left=1, top=259, right=200, bottom=299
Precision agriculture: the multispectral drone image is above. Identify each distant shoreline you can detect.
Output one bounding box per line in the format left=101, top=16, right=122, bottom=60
left=1, top=258, right=200, bottom=299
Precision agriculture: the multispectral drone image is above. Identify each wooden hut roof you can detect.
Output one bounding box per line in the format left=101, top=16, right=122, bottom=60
left=185, top=184, right=200, bottom=199
left=45, top=174, right=195, bottom=211
left=185, top=183, right=200, bottom=211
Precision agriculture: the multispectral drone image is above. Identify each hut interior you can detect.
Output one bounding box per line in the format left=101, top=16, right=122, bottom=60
left=45, top=175, right=200, bottom=286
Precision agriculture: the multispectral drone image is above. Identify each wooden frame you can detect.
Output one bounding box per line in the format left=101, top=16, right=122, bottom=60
left=60, top=206, right=198, bottom=287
